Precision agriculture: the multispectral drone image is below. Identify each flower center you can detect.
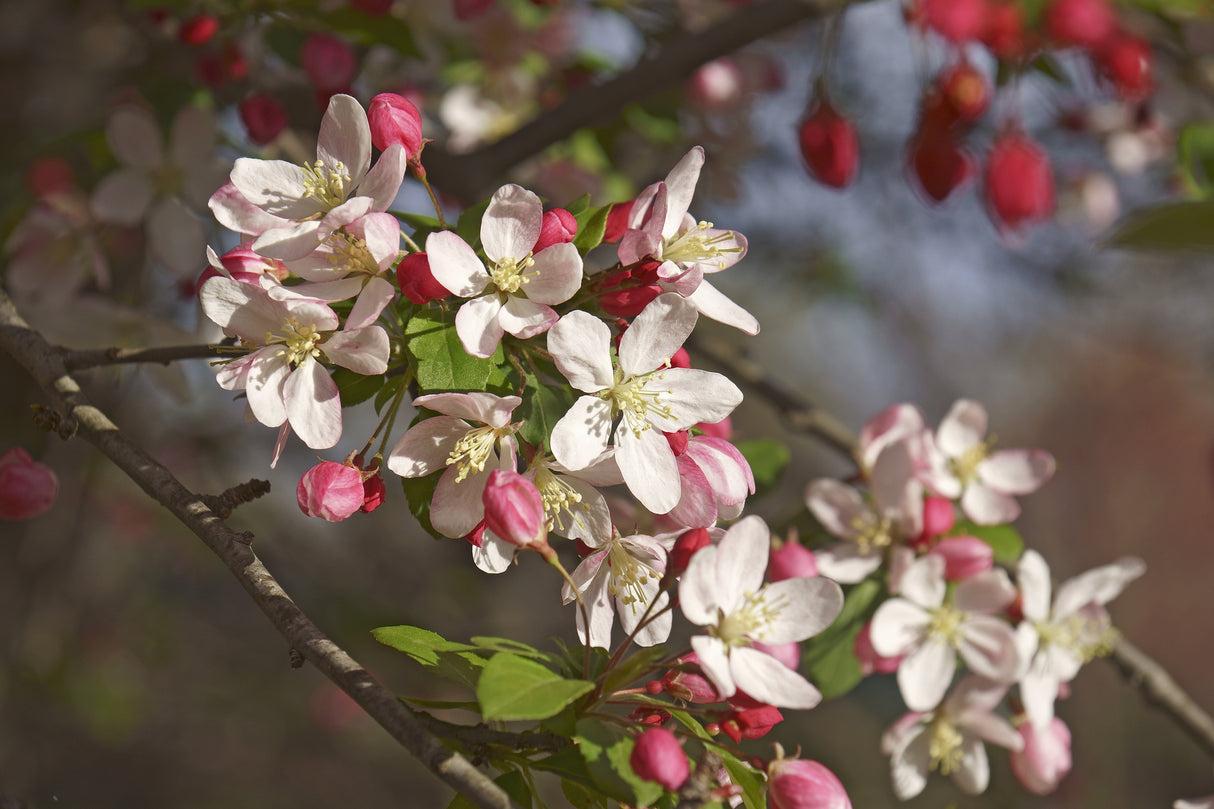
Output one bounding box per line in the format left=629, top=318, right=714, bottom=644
left=446, top=425, right=506, bottom=483
left=330, top=232, right=379, bottom=276
left=301, top=160, right=352, bottom=209
left=949, top=435, right=996, bottom=487
left=1035, top=614, right=1118, bottom=663
left=605, top=369, right=675, bottom=438
left=662, top=221, right=742, bottom=269
left=267, top=318, right=324, bottom=366
left=928, top=715, right=964, bottom=776
left=712, top=588, right=787, bottom=647
left=849, top=512, right=894, bottom=555
left=927, top=604, right=965, bottom=646
left=533, top=462, right=586, bottom=532
left=606, top=541, right=655, bottom=611
left=489, top=254, right=536, bottom=294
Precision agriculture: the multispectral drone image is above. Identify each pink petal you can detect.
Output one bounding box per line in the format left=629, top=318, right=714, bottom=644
left=386, top=416, right=468, bottom=477
left=668, top=453, right=717, bottom=528
left=679, top=543, right=720, bottom=627
left=525, top=242, right=583, bottom=305
left=426, top=231, right=489, bottom=297
left=358, top=144, right=405, bottom=211
left=730, top=645, right=822, bottom=709
left=412, top=391, right=521, bottom=427
left=324, top=325, right=389, bottom=374
left=316, top=93, right=371, bottom=188
left=643, top=368, right=742, bottom=433
left=961, top=482, right=1020, bottom=525
left=345, top=277, right=396, bottom=330
left=619, top=293, right=697, bottom=376
left=498, top=295, right=557, bottom=339
left=481, top=183, right=542, bottom=264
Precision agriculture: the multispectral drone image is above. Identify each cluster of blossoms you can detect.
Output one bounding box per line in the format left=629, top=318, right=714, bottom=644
left=195, top=92, right=1149, bottom=807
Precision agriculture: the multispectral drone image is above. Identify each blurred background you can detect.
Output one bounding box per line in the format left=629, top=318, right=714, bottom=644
left=2, top=0, right=1213, bottom=807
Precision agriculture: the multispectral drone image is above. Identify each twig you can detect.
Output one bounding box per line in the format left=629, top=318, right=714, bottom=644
left=424, top=0, right=863, bottom=201
left=676, top=749, right=725, bottom=809
left=1107, top=635, right=1214, bottom=758
left=198, top=478, right=272, bottom=519
left=60, top=343, right=230, bottom=371
left=0, top=289, right=521, bottom=809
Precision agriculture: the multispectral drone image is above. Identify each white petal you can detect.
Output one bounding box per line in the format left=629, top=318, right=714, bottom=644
left=616, top=423, right=681, bottom=514
left=90, top=169, right=153, bottom=226
left=757, top=576, right=844, bottom=642
left=870, top=598, right=929, bottom=657
left=813, top=543, right=882, bottom=584
left=199, top=277, right=283, bottom=340
left=231, top=158, right=319, bottom=220
left=284, top=357, right=342, bottom=449
left=957, top=614, right=1020, bottom=682
left=679, top=544, right=720, bottom=627
left=619, top=293, right=696, bottom=376
left=690, top=635, right=735, bottom=699
left=430, top=463, right=492, bottom=538
left=1017, top=550, right=1053, bottom=622
left=345, top=276, right=396, bottom=330
left=899, top=637, right=956, bottom=711
left=714, top=515, right=770, bottom=612
left=961, top=483, right=1021, bottom=525
left=473, top=534, right=515, bottom=574
left=413, top=392, right=521, bottom=427
left=1052, top=556, right=1145, bottom=619
left=108, top=107, right=163, bottom=168
left=252, top=221, right=324, bottom=261
left=730, top=645, right=822, bottom=709
left=455, top=295, right=505, bottom=359
left=498, top=295, right=557, bottom=339
left=1020, top=653, right=1060, bottom=728
left=324, top=326, right=389, bottom=375
left=954, top=569, right=1016, bottom=614
left=147, top=198, right=205, bottom=277
left=805, top=479, right=868, bottom=539
left=426, top=231, right=489, bottom=297
left=209, top=182, right=285, bottom=236
left=358, top=144, right=405, bottom=211
left=244, top=350, right=290, bottom=427
left=683, top=280, right=760, bottom=335
left=481, top=184, right=542, bottom=263
left=978, top=450, right=1055, bottom=495
left=899, top=554, right=947, bottom=608
left=890, top=727, right=931, bottom=800
left=952, top=736, right=990, bottom=795
left=643, top=368, right=742, bottom=432
left=386, top=416, right=468, bottom=478
left=937, top=399, right=987, bottom=457
left=317, top=94, right=371, bottom=188
left=548, top=311, right=613, bottom=393
left=660, top=147, right=704, bottom=239
left=550, top=474, right=612, bottom=544
left=525, top=243, right=583, bottom=304
left=551, top=396, right=613, bottom=471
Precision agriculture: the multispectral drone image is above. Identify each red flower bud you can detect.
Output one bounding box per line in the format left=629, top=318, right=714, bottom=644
left=984, top=130, right=1055, bottom=232
left=178, top=14, right=219, bottom=46
left=532, top=208, right=578, bottom=253
left=629, top=727, right=689, bottom=791
left=719, top=701, right=783, bottom=743
left=665, top=526, right=711, bottom=582
left=1096, top=32, right=1152, bottom=101
left=239, top=94, right=289, bottom=145
left=919, top=495, right=956, bottom=540
left=769, top=540, right=818, bottom=581
left=798, top=101, right=859, bottom=190
left=0, top=448, right=58, bottom=521
left=1044, top=0, right=1117, bottom=50
left=482, top=469, right=547, bottom=550
left=668, top=347, right=691, bottom=369
left=906, top=129, right=975, bottom=204
left=982, top=2, right=1030, bottom=60
left=662, top=653, right=722, bottom=703
left=603, top=200, right=635, bottom=243
left=940, top=60, right=990, bottom=124
left=26, top=158, right=75, bottom=198
left=767, top=757, right=852, bottom=809
left=301, top=33, right=357, bottom=94
left=368, top=93, right=424, bottom=157
left=297, top=461, right=365, bottom=522
left=396, top=252, right=449, bottom=304
left=916, top=0, right=989, bottom=43
left=360, top=471, right=386, bottom=513
left=454, top=0, right=496, bottom=20
left=600, top=285, right=662, bottom=318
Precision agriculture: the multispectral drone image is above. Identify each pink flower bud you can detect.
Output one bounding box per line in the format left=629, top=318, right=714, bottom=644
left=665, top=430, right=690, bottom=457
left=854, top=620, right=902, bottom=675
left=602, top=200, right=634, bottom=244
left=767, top=758, right=852, bottom=809
left=360, top=472, right=386, bottom=513
left=769, top=541, right=818, bottom=581
left=906, top=128, right=975, bottom=205
left=939, top=59, right=990, bottom=124
left=798, top=101, right=859, bottom=190
left=368, top=93, right=424, bottom=158
left=919, top=495, right=956, bottom=540
left=719, top=698, right=783, bottom=743
left=665, top=526, right=711, bottom=582
left=630, top=727, right=689, bottom=791
left=985, top=130, right=1055, bottom=232
left=695, top=416, right=732, bottom=440
left=751, top=641, right=800, bottom=670
left=914, top=0, right=989, bottom=42
left=300, top=33, right=357, bottom=94
left=1097, top=32, right=1153, bottom=101
left=1044, top=0, right=1116, bottom=49
left=26, top=158, right=76, bottom=198
left=396, top=252, right=449, bottom=304
left=482, top=469, right=546, bottom=550
left=178, top=14, right=220, bottom=46
left=668, top=348, right=691, bottom=369
left=532, top=208, right=577, bottom=253
left=662, top=653, right=722, bottom=704
left=297, top=461, right=365, bottom=522
left=982, top=2, right=1030, bottom=59
left=240, top=93, right=289, bottom=145
left=0, top=448, right=58, bottom=520
left=1010, top=717, right=1072, bottom=795
left=600, top=284, right=662, bottom=318
left=930, top=535, right=993, bottom=580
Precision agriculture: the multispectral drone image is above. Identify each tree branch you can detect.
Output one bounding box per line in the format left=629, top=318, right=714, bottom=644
left=425, top=0, right=864, bottom=201
left=0, top=289, right=521, bottom=809
left=688, top=323, right=1214, bottom=760
left=60, top=342, right=231, bottom=371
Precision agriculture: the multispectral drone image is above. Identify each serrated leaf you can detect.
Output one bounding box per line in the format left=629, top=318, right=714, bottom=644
left=951, top=520, right=1025, bottom=566
left=405, top=307, right=507, bottom=393
left=372, top=625, right=487, bottom=690
left=575, top=718, right=665, bottom=808
left=1103, top=200, right=1214, bottom=252
left=477, top=654, right=594, bottom=721
left=516, top=374, right=577, bottom=450
left=736, top=439, right=790, bottom=499
left=447, top=770, right=532, bottom=809
left=331, top=368, right=385, bottom=408
left=572, top=204, right=611, bottom=256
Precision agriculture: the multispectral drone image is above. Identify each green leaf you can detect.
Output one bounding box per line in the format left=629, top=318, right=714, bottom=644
left=374, top=375, right=405, bottom=415
left=1178, top=122, right=1214, bottom=196
left=372, top=625, right=488, bottom=690
left=401, top=697, right=481, bottom=711
left=477, top=654, right=594, bottom=721
left=951, top=520, right=1025, bottom=566
left=320, top=6, right=420, bottom=56
left=561, top=777, right=607, bottom=809
left=447, top=770, right=532, bottom=809
left=400, top=472, right=442, bottom=539
left=736, top=439, right=791, bottom=499
left=565, top=194, right=592, bottom=218
left=455, top=198, right=492, bottom=252
left=471, top=636, right=560, bottom=665
left=801, top=577, right=884, bottom=700
left=572, top=204, right=611, bottom=256
left=516, top=373, right=577, bottom=450
left=1104, top=200, right=1214, bottom=253
left=720, top=753, right=764, bottom=809
left=600, top=645, right=670, bottom=696
left=533, top=745, right=597, bottom=783
left=331, top=368, right=386, bottom=408
left=405, top=307, right=507, bottom=393
left=575, top=718, right=665, bottom=808
left=394, top=211, right=444, bottom=245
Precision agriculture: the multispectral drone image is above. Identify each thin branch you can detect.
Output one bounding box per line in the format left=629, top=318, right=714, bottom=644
left=198, top=478, right=273, bottom=519
left=424, top=0, right=864, bottom=201
left=0, top=289, right=520, bottom=809
left=1107, top=635, right=1214, bottom=758
left=676, top=749, right=725, bottom=809
left=60, top=343, right=231, bottom=371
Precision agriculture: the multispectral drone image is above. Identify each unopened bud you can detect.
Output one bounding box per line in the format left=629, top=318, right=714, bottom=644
left=767, top=756, right=852, bottom=809
left=665, top=527, right=711, bottom=583
left=532, top=208, right=578, bottom=253
left=985, top=129, right=1055, bottom=232
left=930, top=535, right=993, bottom=580
left=482, top=469, right=547, bottom=550
left=662, top=653, right=722, bottom=703
left=297, top=461, right=365, bottom=522
left=798, top=100, right=859, bottom=190
left=239, top=93, right=289, bottom=145
left=300, top=33, right=357, bottom=94
left=602, top=200, right=635, bottom=243
left=1010, top=717, right=1072, bottom=795
left=0, top=448, right=58, bottom=521
left=630, top=727, right=689, bottom=792
left=769, top=541, right=818, bottom=581
left=397, top=252, right=449, bottom=304
left=368, top=93, right=424, bottom=157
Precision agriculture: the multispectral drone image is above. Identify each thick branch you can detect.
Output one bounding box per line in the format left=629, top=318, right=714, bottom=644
left=0, top=289, right=520, bottom=809
left=688, top=325, right=1214, bottom=760
left=60, top=342, right=230, bottom=371
left=425, top=0, right=862, bottom=201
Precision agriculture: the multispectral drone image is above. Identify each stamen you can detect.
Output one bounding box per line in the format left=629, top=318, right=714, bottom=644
left=712, top=589, right=790, bottom=646
left=446, top=425, right=501, bottom=482
left=300, top=160, right=352, bottom=209
left=534, top=463, right=586, bottom=531
left=662, top=221, right=743, bottom=267
left=489, top=254, right=537, bottom=294
left=928, top=604, right=964, bottom=646
left=928, top=716, right=964, bottom=775
left=606, top=541, right=655, bottom=612
left=605, top=371, right=676, bottom=438
left=949, top=434, right=997, bottom=487
left=264, top=317, right=324, bottom=367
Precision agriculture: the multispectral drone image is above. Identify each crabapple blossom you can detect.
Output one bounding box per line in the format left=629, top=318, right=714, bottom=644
left=563, top=529, right=675, bottom=649
left=679, top=516, right=844, bottom=709
left=618, top=147, right=757, bottom=334
left=664, top=430, right=755, bottom=528
left=1015, top=548, right=1145, bottom=728
left=870, top=553, right=1020, bottom=711
left=215, top=94, right=406, bottom=260
left=1009, top=715, right=1072, bottom=795
left=297, top=461, right=365, bottom=522
left=805, top=440, right=922, bottom=584
left=426, top=184, right=582, bottom=357
left=856, top=402, right=929, bottom=475
left=922, top=399, right=1055, bottom=525
left=525, top=451, right=618, bottom=545
left=929, top=535, right=994, bottom=580
left=548, top=294, right=742, bottom=514
left=199, top=276, right=389, bottom=453
left=0, top=448, right=59, bottom=521
left=385, top=392, right=520, bottom=547
left=881, top=676, right=1023, bottom=799
left=854, top=620, right=903, bottom=676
